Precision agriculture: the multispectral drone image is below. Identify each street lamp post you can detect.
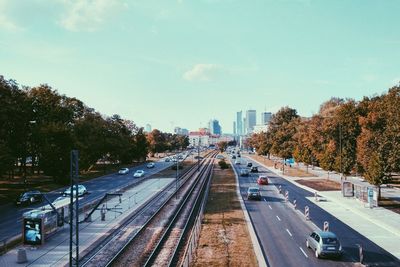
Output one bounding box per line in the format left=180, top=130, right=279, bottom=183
left=176, top=158, right=179, bottom=199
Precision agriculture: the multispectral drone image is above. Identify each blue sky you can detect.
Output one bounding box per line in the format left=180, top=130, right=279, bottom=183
left=1, top=0, right=399, bottom=133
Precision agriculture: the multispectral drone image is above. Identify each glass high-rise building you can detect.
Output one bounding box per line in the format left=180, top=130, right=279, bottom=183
left=261, top=112, right=272, bottom=125
left=236, top=111, right=243, bottom=136
left=209, top=119, right=222, bottom=135
left=246, top=110, right=256, bottom=134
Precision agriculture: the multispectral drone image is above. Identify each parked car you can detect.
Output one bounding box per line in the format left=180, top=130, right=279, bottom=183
left=146, top=162, right=155, bottom=168
left=250, top=166, right=259, bottom=173
left=216, top=155, right=225, bottom=159
left=235, top=160, right=241, bottom=165
left=306, top=231, right=342, bottom=259
left=232, top=155, right=237, bottom=159
left=63, top=185, right=87, bottom=197
left=15, top=191, right=43, bottom=206
left=133, top=170, right=145, bottom=178
left=247, top=162, right=253, bottom=167
left=118, top=168, right=129, bottom=175
left=247, top=187, right=261, bottom=200
left=240, top=168, right=250, bottom=176
left=165, top=158, right=171, bottom=162
left=257, top=176, right=269, bottom=185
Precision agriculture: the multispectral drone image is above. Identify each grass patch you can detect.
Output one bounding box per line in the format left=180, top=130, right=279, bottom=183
left=193, top=164, right=258, bottom=267
left=296, top=179, right=341, bottom=191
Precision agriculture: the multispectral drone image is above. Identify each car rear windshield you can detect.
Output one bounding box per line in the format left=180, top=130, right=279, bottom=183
left=322, top=238, right=338, bottom=244
left=249, top=188, right=259, bottom=193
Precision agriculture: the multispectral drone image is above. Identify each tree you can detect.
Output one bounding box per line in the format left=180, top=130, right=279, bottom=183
left=217, top=141, right=228, bottom=152
left=147, top=129, right=167, bottom=156
left=269, top=107, right=299, bottom=160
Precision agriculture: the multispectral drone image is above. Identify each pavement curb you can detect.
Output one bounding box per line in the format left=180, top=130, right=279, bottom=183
left=230, top=160, right=268, bottom=267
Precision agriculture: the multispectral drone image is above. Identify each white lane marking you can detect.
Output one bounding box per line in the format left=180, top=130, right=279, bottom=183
left=276, top=215, right=281, bottom=221
left=268, top=205, right=272, bottom=209
left=263, top=198, right=267, bottom=202
left=286, top=229, right=293, bottom=237
left=299, top=247, right=309, bottom=258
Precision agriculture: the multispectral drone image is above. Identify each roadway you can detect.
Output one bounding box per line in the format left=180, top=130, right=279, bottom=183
left=232, top=155, right=400, bottom=267
left=0, top=154, right=183, bottom=244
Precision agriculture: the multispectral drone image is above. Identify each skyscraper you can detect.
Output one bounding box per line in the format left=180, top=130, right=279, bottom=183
left=208, top=119, right=222, bottom=135
left=236, top=111, right=243, bottom=136
left=246, top=110, right=256, bottom=134
left=261, top=112, right=272, bottom=125
left=233, top=121, right=236, bottom=135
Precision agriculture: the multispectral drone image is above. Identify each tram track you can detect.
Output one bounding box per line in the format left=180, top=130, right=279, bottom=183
left=80, top=150, right=217, bottom=267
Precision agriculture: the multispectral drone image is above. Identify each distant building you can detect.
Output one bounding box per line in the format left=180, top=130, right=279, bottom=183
left=208, top=119, right=222, bottom=135
left=261, top=112, right=272, bottom=125
left=245, top=110, right=256, bottom=134
left=253, top=124, right=269, bottom=134
left=174, top=127, right=189, bottom=136
left=145, top=124, right=152, bottom=133
left=233, top=121, right=236, bottom=136
left=189, top=131, right=219, bottom=147
left=236, top=111, right=243, bottom=136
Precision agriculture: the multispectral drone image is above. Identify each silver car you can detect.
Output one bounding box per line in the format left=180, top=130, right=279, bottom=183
left=306, top=231, right=342, bottom=258
left=247, top=187, right=261, bottom=200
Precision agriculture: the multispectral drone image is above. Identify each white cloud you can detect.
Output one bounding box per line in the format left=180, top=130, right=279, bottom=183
left=59, top=0, right=127, bottom=32
left=183, top=64, right=221, bottom=82
left=0, top=0, right=22, bottom=31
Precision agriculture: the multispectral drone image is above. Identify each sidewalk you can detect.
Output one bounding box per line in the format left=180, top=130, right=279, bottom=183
left=248, top=155, right=400, bottom=260
left=0, top=178, right=174, bottom=267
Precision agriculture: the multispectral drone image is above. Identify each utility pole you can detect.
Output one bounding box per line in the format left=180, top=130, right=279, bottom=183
left=69, top=150, right=79, bottom=267
left=339, top=123, right=343, bottom=180
left=176, top=157, right=179, bottom=199
left=197, top=138, right=201, bottom=172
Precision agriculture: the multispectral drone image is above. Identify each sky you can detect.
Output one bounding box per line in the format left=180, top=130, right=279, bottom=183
left=1, top=0, right=399, bottom=133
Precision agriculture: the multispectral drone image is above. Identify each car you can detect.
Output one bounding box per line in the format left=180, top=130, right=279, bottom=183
left=165, top=157, right=171, bottom=162
left=232, top=155, right=237, bottom=159
left=257, top=176, right=269, bottom=185
left=15, top=191, right=43, bottom=206
left=178, top=155, right=183, bottom=160
left=240, top=168, right=250, bottom=176
left=146, top=162, right=155, bottom=168
left=234, top=160, right=241, bottom=165
left=216, top=155, right=225, bottom=159
left=306, top=231, right=342, bottom=259
left=250, top=166, right=259, bottom=173
left=133, top=170, right=145, bottom=178
left=63, top=185, right=87, bottom=197
left=237, top=154, right=241, bottom=157
left=118, top=168, right=129, bottom=175
left=247, top=162, right=253, bottom=167
left=247, top=187, right=261, bottom=200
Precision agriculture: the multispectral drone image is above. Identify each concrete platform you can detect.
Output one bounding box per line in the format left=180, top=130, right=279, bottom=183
left=0, top=178, right=174, bottom=267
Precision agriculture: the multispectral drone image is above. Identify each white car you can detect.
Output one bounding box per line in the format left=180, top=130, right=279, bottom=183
left=133, top=170, right=145, bottom=178
left=63, top=185, right=87, bottom=196
left=118, top=168, right=129, bottom=175
left=146, top=162, right=155, bottom=168
left=235, top=160, right=241, bottom=165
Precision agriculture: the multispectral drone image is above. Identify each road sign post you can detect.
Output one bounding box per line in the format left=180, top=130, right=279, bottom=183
left=293, top=199, right=297, bottom=209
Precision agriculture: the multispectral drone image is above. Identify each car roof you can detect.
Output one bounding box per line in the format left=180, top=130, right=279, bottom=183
left=315, top=231, right=338, bottom=238
left=248, top=187, right=259, bottom=190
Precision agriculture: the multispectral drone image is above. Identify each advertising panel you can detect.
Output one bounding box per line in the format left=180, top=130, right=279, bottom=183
left=23, top=218, right=43, bottom=245
left=342, top=181, right=354, bottom=197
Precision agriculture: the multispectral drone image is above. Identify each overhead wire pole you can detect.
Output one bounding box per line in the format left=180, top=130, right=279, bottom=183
left=69, top=150, right=79, bottom=267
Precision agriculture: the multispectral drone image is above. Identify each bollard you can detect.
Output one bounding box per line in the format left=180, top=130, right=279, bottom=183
left=323, top=221, right=329, bottom=231
left=314, top=191, right=319, bottom=202
left=293, top=199, right=297, bottom=209
left=285, top=191, right=289, bottom=202
left=357, top=244, right=363, bottom=264
left=305, top=206, right=310, bottom=220
left=101, top=204, right=106, bottom=221
left=279, top=185, right=282, bottom=194
left=119, top=195, right=122, bottom=204
left=17, top=248, right=28, bottom=263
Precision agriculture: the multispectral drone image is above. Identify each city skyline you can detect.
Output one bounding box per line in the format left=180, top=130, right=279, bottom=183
left=1, top=1, right=399, bottom=132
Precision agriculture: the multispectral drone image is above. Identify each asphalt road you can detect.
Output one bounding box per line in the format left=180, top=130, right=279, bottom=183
left=232, top=156, right=400, bottom=267
left=0, top=156, right=178, bottom=243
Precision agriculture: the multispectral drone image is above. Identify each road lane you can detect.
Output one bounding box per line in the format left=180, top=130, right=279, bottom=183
left=241, top=156, right=400, bottom=267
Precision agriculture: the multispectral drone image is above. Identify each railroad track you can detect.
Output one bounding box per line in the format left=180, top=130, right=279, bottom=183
left=80, top=150, right=217, bottom=267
